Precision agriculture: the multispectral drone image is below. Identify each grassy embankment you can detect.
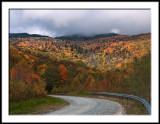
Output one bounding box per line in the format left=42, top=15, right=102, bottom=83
left=9, top=96, right=69, bottom=115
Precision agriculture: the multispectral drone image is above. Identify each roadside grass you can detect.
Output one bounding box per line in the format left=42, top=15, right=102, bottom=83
left=9, top=96, right=69, bottom=115
left=63, top=92, right=148, bottom=115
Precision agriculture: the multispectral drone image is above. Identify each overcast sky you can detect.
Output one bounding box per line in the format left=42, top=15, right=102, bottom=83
left=10, top=10, right=151, bottom=37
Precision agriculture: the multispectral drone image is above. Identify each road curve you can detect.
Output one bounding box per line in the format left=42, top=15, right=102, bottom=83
left=44, top=95, right=125, bottom=115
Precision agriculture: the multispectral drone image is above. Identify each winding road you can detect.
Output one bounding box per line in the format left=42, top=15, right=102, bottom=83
left=44, top=95, right=125, bottom=115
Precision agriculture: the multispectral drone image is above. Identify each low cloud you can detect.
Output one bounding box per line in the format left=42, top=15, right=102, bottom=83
left=111, top=28, right=120, bottom=34
left=10, top=10, right=151, bottom=37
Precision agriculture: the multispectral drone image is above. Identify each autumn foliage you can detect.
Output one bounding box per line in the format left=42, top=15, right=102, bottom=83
left=9, top=52, right=47, bottom=101
left=84, top=75, right=95, bottom=92
left=70, top=76, right=83, bottom=92
left=10, top=59, right=33, bottom=82
left=59, top=64, right=68, bottom=87
left=9, top=33, right=151, bottom=102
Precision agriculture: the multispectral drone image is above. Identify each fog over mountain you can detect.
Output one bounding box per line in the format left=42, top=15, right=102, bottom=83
left=10, top=10, right=151, bottom=37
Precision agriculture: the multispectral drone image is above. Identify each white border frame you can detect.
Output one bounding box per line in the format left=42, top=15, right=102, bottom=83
left=2, top=2, right=159, bottom=123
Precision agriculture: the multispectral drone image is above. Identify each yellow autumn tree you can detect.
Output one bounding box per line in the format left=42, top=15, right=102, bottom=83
left=70, top=76, right=83, bottom=92
left=38, top=46, right=43, bottom=51
left=37, top=64, right=47, bottom=76
left=84, top=75, right=95, bottom=92
left=115, top=63, right=122, bottom=69
left=33, top=80, right=47, bottom=97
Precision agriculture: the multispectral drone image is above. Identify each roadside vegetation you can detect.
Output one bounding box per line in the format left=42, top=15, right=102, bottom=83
left=9, top=96, right=69, bottom=114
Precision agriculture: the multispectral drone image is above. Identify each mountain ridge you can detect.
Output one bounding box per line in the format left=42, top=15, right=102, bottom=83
left=55, top=33, right=119, bottom=41
left=9, top=33, right=50, bottom=38
left=9, top=32, right=151, bottom=41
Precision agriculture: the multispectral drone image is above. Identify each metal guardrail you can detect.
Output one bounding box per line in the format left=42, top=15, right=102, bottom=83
left=91, top=92, right=151, bottom=115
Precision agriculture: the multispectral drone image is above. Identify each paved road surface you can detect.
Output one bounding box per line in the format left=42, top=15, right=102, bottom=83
left=44, top=95, right=125, bottom=115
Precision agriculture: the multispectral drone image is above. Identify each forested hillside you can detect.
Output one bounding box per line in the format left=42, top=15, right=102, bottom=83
left=9, top=33, right=151, bottom=102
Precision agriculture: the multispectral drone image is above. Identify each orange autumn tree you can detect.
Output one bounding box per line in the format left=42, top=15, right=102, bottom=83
left=59, top=64, right=68, bottom=87
left=10, top=58, right=42, bottom=85
left=25, top=73, right=40, bottom=85
left=10, top=59, right=34, bottom=83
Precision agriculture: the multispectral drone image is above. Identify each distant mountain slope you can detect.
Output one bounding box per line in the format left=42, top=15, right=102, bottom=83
left=55, top=33, right=119, bottom=41
left=9, top=33, right=49, bottom=38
